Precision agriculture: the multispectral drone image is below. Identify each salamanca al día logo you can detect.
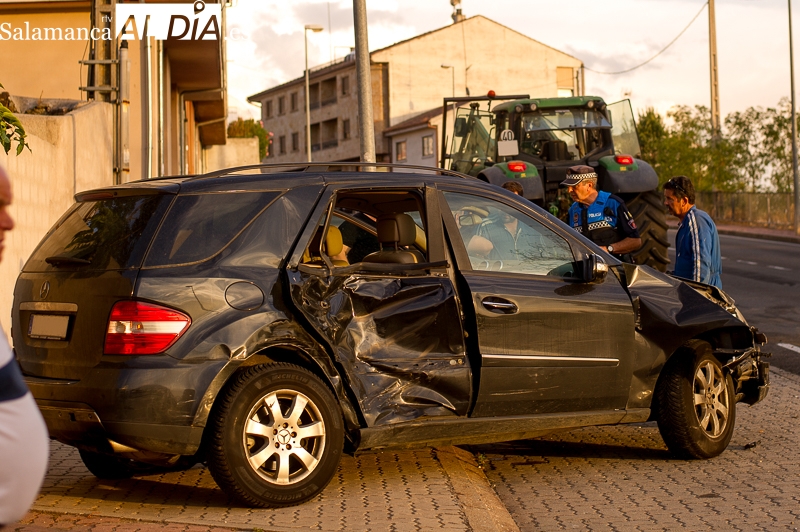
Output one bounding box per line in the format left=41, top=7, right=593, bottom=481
left=0, top=1, right=220, bottom=41
left=116, top=1, right=221, bottom=41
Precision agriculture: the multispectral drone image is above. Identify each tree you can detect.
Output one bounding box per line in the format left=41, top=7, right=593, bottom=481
left=0, top=82, right=30, bottom=155
left=636, top=107, right=667, bottom=175
left=637, top=104, right=779, bottom=192
left=227, top=118, right=269, bottom=160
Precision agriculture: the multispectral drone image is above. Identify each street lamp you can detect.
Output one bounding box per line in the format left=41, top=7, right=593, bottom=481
left=305, top=24, right=324, bottom=162
left=441, top=64, right=454, bottom=98
left=790, top=0, right=800, bottom=235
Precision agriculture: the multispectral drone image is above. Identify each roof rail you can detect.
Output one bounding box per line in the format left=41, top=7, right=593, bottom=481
left=188, top=162, right=478, bottom=181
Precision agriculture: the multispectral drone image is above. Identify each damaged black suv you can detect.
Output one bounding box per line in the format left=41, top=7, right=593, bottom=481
left=13, top=164, right=769, bottom=508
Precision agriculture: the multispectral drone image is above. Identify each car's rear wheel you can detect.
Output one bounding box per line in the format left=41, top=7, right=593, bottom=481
left=656, top=347, right=736, bottom=459
left=627, top=190, right=670, bottom=272
left=207, top=363, right=344, bottom=508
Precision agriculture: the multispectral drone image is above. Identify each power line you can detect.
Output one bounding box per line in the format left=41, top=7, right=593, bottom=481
left=585, top=2, right=708, bottom=75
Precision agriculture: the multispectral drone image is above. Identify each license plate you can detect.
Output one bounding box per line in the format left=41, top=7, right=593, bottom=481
left=28, top=314, right=70, bottom=340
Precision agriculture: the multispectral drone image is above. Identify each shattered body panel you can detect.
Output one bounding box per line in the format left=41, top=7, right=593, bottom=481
left=618, top=264, right=765, bottom=410
left=289, top=270, right=469, bottom=427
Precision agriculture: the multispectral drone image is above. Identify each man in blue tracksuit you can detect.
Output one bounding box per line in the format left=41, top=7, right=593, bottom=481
left=663, top=175, right=722, bottom=288
left=562, top=165, right=642, bottom=262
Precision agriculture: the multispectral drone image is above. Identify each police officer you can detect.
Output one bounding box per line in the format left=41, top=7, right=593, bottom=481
left=561, top=165, right=642, bottom=262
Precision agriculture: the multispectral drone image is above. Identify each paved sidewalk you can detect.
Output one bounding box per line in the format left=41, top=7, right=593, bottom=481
left=8, top=445, right=516, bottom=532
left=472, top=367, right=800, bottom=531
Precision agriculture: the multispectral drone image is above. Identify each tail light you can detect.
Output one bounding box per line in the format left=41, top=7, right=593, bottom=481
left=104, top=301, right=191, bottom=355
left=507, top=161, right=527, bottom=173
left=615, top=154, right=634, bottom=165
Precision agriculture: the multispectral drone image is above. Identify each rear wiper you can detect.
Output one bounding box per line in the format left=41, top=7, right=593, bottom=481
left=45, top=255, right=91, bottom=266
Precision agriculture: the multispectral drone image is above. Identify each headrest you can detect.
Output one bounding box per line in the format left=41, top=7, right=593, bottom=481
left=376, top=213, right=417, bottom=246
left=324, top=225, right=343, bottom=256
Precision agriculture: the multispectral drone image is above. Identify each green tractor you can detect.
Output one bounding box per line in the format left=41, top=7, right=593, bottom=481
left=440, top=92, right=669, bottom=271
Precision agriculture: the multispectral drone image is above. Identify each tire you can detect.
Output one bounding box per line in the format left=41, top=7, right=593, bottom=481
left=79, top=450, right=138, bottom=479
left=626, top=190, right=670, bottom=272
left=206, top=363, right=344, bottom=508
left=656, top=347, right=736, bottom=459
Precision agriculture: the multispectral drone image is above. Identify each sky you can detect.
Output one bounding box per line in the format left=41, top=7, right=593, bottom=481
left=224, top=0, right=798, bottom=123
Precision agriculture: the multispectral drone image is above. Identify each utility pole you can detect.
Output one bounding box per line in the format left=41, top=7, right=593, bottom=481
left=709, top=0, right=721, bottom=139
left=353, top=0, right=376, bottom=164
left=791, top=0, right=800, bottom=235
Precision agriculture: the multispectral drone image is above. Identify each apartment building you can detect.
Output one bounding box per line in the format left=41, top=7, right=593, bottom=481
left=248, top=15, right=583, bottom=164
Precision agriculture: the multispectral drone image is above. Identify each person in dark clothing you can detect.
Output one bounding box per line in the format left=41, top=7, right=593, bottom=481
left=561, top=165, right=641, bottom=262
left=337, top=212, right=380, bottom=263
left=501, top=180, right=524, bottom=196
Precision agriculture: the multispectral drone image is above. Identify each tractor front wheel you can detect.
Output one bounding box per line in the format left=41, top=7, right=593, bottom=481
left=627, top=190, right=670, bottom=271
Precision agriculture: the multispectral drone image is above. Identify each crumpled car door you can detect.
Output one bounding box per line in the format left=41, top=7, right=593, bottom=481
left=286, top=187, right=471, bottom=428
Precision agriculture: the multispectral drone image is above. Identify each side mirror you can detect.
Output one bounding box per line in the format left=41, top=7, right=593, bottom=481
left=454, top=117, right=468, bottom=137
left=580, top=254, right=608, bottom=283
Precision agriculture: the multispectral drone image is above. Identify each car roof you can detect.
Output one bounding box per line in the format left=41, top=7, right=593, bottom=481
left=76, top=163, right=490, bottom=198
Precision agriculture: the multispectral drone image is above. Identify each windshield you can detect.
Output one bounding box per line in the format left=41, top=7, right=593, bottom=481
left=519, top=109, right=611, bottom=162
left=448, top=107, right=496, bottom=174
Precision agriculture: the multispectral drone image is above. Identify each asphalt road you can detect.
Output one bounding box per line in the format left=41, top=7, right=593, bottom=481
left=667, top=229, right=800, bottom=375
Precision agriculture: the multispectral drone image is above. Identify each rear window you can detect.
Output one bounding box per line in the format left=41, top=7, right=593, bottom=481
left=144, top=191, right=278, bottom=267
left=25, top=195, right=173, bottom=272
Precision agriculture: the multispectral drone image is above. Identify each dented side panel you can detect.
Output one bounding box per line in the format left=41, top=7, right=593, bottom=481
left=288, top=270, right=470, bottom=427
left=620, top=264, right=757, bottom=409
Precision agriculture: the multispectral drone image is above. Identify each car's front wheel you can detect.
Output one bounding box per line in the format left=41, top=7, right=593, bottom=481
left=207, top=363, right=344, bottom=507
left=656, top=346, right=736, bottom=459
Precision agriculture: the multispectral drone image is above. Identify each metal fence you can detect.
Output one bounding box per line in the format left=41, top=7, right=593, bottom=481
left=695, top=192, right=795, bottom=229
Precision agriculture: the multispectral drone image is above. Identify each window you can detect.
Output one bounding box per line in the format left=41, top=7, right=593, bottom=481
left=290, top=92, right=298, bottom=112
left=292, top=132, right=299, bottom=152
left=422, top=135, right=434, bottom=157
left=557, top=67, right=574, bottom=98
left=278, top=96, right=285, bottom=115
left=395, top=140, right=407, bottom=162
left=342, top=119, right=351, bottom=140
left=442, top=191, right=575, bottom=276
left=265, top=100, right=273, bottom=119
left=25, top=195, right=171, bottom=271
left=144, top=192, right=278, bottom=267
left=341, top=75, right=350, bottom=96
left=279, top=135, right=286, bottom=155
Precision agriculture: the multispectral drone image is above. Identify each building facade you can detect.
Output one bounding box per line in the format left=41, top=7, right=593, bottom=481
left=1, top=0, right=229, bottom=180
left=248, top=15, right=584, bottom=165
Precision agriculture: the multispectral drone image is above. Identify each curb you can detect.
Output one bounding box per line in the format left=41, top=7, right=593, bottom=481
left=716, top=227, right=800, bottom=245
left=435, top=446, right=520, bottom=532
left=667, top=221, right=800, bottom=245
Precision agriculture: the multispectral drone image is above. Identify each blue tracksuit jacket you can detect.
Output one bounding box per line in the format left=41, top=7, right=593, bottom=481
left=674, top=206, right=722, bottom=288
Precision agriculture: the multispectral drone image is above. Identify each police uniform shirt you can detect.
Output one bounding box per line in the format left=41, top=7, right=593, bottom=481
left=567, top=190, right=640, bottom=248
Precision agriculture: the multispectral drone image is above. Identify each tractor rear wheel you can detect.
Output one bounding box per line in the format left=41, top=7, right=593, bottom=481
left=626, top=190, right=670, bottom=271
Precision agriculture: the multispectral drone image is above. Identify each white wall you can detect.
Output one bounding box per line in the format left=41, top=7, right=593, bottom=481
left=0, top=102, right=114, bottom=337
left=373, top=16, right=583, bottom=127
left=203, top=137, right=260, bottom=173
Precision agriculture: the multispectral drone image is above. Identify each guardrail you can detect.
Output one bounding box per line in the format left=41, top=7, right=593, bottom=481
left=696, top=192, right=795, bottom=230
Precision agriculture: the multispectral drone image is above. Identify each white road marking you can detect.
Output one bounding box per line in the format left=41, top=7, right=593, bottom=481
left=768, top=265, right=791, bottom=271
left=736, top=259, right=758, bottom=265
left=777, top=343, right=800, bottom=354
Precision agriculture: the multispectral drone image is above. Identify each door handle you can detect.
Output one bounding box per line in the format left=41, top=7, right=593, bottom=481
left=481, top=298, right=518, bottom=314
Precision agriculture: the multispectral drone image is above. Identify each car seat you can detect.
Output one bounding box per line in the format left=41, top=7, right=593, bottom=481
left=362, top=213, right=425, bottom=264
left=302, top=225, right=349, bottom=267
